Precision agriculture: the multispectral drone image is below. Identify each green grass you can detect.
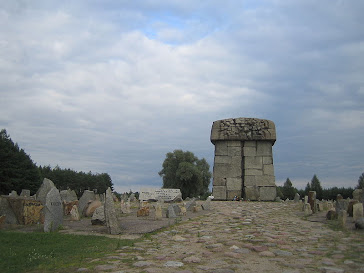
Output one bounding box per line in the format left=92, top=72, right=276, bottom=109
left=0, top=230, right=135, bottom=273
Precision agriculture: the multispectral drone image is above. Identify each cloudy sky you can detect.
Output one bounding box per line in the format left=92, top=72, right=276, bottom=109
left=1, top=0, right=363, bottom=192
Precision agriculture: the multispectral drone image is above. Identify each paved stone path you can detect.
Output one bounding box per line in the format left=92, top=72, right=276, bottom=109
left=79, top=201, right=364, bottom=273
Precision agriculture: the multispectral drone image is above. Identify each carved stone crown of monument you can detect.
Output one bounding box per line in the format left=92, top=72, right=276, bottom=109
left=210, top=117, right=277, bottom=201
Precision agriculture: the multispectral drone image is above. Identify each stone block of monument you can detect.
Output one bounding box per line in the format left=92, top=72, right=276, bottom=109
left=211, top=118, right=276, bottom=201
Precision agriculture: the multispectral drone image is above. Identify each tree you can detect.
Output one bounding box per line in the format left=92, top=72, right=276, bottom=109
left=158, top=150, right=211, bottom=199
left=310, top=174, right=323, bottom=200
left=0, top=129, right=41, bottom=195
left=304, top=182, right=311, bottom=196
left=357, top=172, right=364, bottom=189
left=281, top=178, right=297, bottom=200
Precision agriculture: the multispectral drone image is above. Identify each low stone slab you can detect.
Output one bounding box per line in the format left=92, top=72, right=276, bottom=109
left=139, top=188, right=182, bottom=202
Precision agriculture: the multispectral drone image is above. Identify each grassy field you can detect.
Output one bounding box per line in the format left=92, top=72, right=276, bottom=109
left=0, top=230, right=135, bottom=273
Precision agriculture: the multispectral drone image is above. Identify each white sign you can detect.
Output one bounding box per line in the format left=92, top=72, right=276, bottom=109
left=139, top=188, right=182, bottom=202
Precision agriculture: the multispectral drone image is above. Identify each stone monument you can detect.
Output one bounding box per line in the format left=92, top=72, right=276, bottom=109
left=210, top=117, right=276, bottom=201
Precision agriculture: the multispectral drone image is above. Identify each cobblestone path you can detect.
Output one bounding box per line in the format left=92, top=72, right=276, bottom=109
left=78, top=201, right=364, bottom=273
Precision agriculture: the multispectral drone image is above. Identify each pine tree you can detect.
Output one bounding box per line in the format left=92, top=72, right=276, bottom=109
left=357, top=172, right=364, bottom=189
left=310, top=174, right=323, bottom=200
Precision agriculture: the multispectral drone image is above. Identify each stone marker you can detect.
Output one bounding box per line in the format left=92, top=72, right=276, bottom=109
left=185, top=198, right=196, bottom=211
left=335, top=199, right=349, bottom=214
left=166, top=204, right=177, bottom=218
left=137, top=207, right=150, bottom=217
left=210, top=117, right=277, bottom=201
left=353, top=203, right=363, bottom=221
left=91, top=206, right=105, bottom=225
left=63, top=200, right=78, bottom=215
left=201, top=198, right=211, bottom=210
left=85, top=200, right=102, bottom=217
left=139, top=188, right=182, bottom=202
left=337, top=210, right=347, bottom=228
left=6, top=197, right=43, bottom=225
left=104, top=187, right=121, bottom=234
left=294, top=193, right=300, bottom=203
left=44, top=187, right=63, bottom=232
left=353, top=188, right=363, bottom=202
left=60, top=189, right=78, bottom=203
left=0, top=196, right=19, bottom=224
left=20, top=189, right=31, bottom=197
left=129, top=193, right=136, bottom=202
left=304, top=203, right=312, bottom=216
left=347, top=200, right=359, bottom=217
left=9, top=190, right=18, bottom=197
left=70, top=205, right=80, bottom=221
left=78, top=190, right=96, bottom=216
left=308, top=191, right=316, bottom=213
left=154, top=203, right=162, bottom=220
left=36, top=178, right=56, bottom=205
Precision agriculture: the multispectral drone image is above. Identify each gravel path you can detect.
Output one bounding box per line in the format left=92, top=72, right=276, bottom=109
left=78, top=201, right=364, bottom=273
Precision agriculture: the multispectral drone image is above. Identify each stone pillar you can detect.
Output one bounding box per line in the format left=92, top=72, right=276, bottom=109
left=210, top=118, right=276, bottom=201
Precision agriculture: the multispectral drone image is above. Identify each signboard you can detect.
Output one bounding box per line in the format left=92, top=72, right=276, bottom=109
left=139, top=188, right=182, bottom=202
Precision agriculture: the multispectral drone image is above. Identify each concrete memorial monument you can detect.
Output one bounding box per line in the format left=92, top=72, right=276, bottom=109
left=211, top=118, right=277, bottom=200
left=139, top=188, right=182, bottom=202
left=44, top=187, right=63, bottom=232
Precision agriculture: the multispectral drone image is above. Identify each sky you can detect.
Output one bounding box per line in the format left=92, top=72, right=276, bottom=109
left=1, top=0, right=363, bottom=193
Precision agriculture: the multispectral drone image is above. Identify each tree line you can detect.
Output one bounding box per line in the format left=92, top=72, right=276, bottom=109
left=0, top=129, right=113, bottom=196
left=277, top=173, right=363, bottom=201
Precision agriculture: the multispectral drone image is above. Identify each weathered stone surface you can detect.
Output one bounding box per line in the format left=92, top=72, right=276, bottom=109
left=63, top=200, right=79, bottom=215
left=104, top=187, right=121, bottom=234
left=352, top=189, right=363, bottom=202
left=337, top=210, right=347, bottom=228
left=335, top=200, right=349, bottom=214
left=259, top=187, right=277, bottom=201
left=70, top=205, right=80, bottom=221
left=211, top=118, right=276, bottom=201
left=353, top=203, right=363, bottom=221
left=91, top=206, right=105, bottom=225
left=6, top=197, right=43, bottom=225
left=44, top=187, right=63, bottom=232
left=60, top=189, right=78, bottom=203
left=154, top=203, right=162, bottom=220
left=0, top=196, right=18, bottom=224
left=355, top=217, right=364, bottom=229
left=36, top=178, right=56, bottom=205
left=347, top=200, right=358, bottom=217
left=20, top=189, right=30, bottom=197
left=166, top=205, right=177, bottom=218
left=211, top=118, right=276, bottom=143
left=137, top=207, right=150, bottom=217
left=139, top=188, right=182, bottom=202
left=294, top=193, right=300, bottom=203
left=308, top=191, right=316, bottom=213
left=0, top=215, right=5, bottom=227
left=85, top=200, right=102, bottom=217
left=78, top=190, right=96, bottom=216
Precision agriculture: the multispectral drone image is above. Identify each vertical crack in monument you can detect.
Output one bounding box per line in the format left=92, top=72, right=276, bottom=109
left=210, top=118, right=277, bottom=201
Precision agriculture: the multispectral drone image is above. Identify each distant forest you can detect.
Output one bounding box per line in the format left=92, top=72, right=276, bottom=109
left=277, top=174, right=363, bottom=201
left=0, top=129, right=113, bottom=196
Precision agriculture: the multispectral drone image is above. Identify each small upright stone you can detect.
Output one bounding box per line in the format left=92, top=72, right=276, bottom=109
left=294, top=193, right=300, bottom=203
left=308, top=191, right=316, bottom=213
left=70, top=205, right=80, bottom=221
left=44, top=187, right=63, bottom=232
left=166, top=205, right=177, bottom=218
left=154, top=203, right=162, bottom=220
left=337, top=210, right=347, bottom=228
left=91, top=206, right=105, bottom=225
left=104, top=188, right=121, bottom=234
left=20, top=189, right=31, bottom=197
left=353, top=203, right=363, bottom=221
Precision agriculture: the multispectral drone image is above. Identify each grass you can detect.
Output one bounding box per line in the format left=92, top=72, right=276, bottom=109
left=0, top=230, right=135, bottom=273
